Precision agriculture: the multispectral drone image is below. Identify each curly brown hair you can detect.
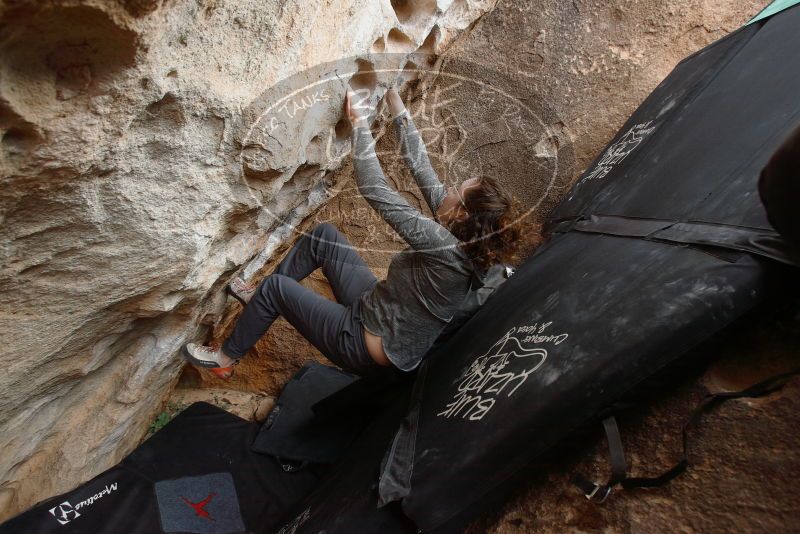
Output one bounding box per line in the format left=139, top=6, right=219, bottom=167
left=447, top=175, right=522, bottom=272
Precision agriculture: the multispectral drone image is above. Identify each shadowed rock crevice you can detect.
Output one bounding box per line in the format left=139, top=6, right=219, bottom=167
left=0, top=4, right=138, bottom=108
left=401, top=60, right=420, bottom=83
left=371, top=36, right=386, bottom=54
left=387, top=27, right=419, bottom=53
left=349, top=58, right=379, bottom=92
left=334, top=117, right=353, bottom=140
left=417, top=24, right=441, bottom=56
left=1, top=126, right=40, bottom=153
left=140, top=92, right=187, bottom=127
left=391, top=0, right=438, bottom=25
left=123, top=0, right=161, bottom=17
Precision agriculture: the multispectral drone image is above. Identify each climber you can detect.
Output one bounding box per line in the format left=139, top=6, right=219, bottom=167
left=181, top=87, right=520, bottom=378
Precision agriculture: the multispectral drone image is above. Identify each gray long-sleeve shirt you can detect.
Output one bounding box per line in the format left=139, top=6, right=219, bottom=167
left=351, top=109, right=475, bottom=372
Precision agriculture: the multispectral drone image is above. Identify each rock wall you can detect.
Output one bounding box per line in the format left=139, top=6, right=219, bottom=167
left=0, top=0, right=497, bottom=520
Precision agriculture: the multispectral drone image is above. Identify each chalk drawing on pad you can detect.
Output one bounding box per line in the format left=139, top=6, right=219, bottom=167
left=437, top=323, right=567, bottom=422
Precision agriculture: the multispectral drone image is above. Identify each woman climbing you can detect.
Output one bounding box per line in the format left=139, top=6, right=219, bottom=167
left=182, top=87, right=520, bottom=378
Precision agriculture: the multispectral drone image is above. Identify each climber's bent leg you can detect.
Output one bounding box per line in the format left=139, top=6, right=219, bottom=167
left=221, top=273, right=381, bottom=376
left=274, top=222, right=378, bottom=306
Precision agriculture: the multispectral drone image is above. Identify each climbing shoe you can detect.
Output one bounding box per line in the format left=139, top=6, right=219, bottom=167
left=182, top=343, right=239, bottom=379
left=227, top=276, right=258, bottom=305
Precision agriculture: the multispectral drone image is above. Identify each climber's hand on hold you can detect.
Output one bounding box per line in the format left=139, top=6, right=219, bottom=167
left=345, top=88, right=370, bottom=127
left=385, top=87, right=406, bottom=119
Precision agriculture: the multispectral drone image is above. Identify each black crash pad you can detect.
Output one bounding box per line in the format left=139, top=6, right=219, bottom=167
left=0, top=402, right=325, bottom=534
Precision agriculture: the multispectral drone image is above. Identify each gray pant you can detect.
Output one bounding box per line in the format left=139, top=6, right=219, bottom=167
left=222, top=223, right=391, bottom=377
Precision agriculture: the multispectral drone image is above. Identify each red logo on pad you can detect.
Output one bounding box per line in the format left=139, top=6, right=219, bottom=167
left=180, top=492, right=217, bottom=522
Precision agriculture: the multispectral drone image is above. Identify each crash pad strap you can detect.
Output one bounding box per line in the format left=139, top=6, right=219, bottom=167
left=377, top=358, right=431, bottom=506
left=573, top=367, right=800, bottom=502
left=570, top=417, right=627, bottom=503
left=549, top=214, right=800, bottom=266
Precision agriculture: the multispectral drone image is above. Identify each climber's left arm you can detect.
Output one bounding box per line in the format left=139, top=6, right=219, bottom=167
left=351, top=122, right=459, bottom=253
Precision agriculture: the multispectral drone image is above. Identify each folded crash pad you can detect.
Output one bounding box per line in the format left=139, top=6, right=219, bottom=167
left=251, top=361, right=361, bottom=466
left=0, top=402, right=324, bottom=534
left=272, top=374, right=418, bottom=534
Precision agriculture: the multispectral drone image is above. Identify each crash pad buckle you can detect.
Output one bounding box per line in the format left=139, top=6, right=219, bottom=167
left=584, top=483, right=612, bottom=503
